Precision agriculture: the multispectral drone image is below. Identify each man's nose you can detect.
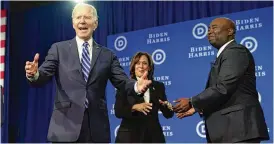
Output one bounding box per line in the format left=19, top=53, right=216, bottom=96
left=207, top=28, right=212, bottom=35
left=80, top=17, right=86, bottom=23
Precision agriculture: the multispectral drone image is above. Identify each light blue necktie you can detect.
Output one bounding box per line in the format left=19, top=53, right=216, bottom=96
left=81, top=42, right=90, bottom=108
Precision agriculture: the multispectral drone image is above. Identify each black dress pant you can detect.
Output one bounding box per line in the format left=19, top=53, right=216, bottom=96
left=143, top=127, right=153, bottom=143
left=76, top=109, right=93, bottom=143
left=50, top=109, right=93, bottom=143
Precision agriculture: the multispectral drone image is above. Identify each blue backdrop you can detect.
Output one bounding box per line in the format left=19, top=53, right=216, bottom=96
left=107, top=7, right=273, bottom=143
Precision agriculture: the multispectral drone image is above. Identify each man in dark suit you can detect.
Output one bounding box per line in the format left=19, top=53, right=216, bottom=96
left=173, top=17, right=269, bottom=143
left=24, top=3, right=151, bottom=143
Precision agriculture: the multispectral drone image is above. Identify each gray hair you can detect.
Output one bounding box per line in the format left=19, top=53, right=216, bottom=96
left=71, top=3, right=98, bottom=21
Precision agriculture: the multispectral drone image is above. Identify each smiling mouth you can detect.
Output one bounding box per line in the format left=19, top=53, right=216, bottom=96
left=208, top=36, right=215, bottom=40
left=79, top=27, right=88, bottom=30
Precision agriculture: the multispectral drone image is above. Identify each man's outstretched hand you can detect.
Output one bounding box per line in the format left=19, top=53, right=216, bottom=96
left=173, top=98, right=191, bottom=113
left=25, top=53, right=39, bottom=78
left=176, top=107, right=196, bottom=119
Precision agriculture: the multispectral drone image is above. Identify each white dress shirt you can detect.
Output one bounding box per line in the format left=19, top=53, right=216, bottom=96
left=76, top=36, right=93, bottom=63
left=216, top=39, right=234, bottom=58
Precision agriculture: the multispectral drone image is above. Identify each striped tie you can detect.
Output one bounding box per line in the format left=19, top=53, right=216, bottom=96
left=81, top=42, right=90, bottom=108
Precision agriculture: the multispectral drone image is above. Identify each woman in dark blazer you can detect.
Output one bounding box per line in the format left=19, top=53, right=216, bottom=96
left=114, top=52, right=174, bottom=143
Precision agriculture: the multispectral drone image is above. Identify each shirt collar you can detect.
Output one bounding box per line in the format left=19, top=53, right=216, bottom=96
left=217, top=39, right=234, bottom=58
left=76, top=36, right=93, bottom=48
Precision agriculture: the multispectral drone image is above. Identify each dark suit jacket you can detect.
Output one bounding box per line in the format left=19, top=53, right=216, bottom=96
left=28, top=38, right=135, bottom=142
left=114, top=81, right=173, bottom=143
left=192, top=41, right=269, bottom=142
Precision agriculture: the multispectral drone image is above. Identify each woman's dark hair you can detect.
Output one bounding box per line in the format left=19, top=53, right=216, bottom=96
left=129, top=52, right=154, bottom=80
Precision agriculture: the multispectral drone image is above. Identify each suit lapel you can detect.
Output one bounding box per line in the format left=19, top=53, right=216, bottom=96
left=216, top=40, right=237, bottom=62
left=205, top=71, right=211, bottom=89
left=69, top=38, right=85, bottom=85
left=149, top=82, right=156, bottom=104
left=205, top=40, right=237, bottom=88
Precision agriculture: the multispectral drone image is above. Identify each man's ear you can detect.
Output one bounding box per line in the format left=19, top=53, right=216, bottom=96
left=93, top=20, right=98, bottom=31
left=72, top=19, right=75, bottom=29
left=228, top=28, right=234, bottom=36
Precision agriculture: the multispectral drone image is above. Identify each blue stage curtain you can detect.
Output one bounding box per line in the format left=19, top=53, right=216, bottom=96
left=8, top=1, right=273, bottom=142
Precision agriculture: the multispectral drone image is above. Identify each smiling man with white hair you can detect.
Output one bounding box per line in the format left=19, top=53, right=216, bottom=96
left=25, top=3, right=152, bottom=143
left=72, top=3, right=98, bottom=41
